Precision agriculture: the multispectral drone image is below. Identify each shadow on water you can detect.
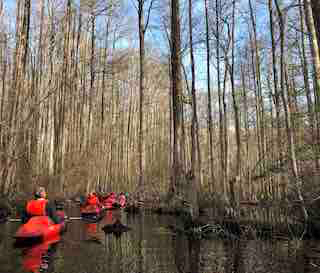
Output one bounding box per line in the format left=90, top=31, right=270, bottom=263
left=2, top=211, right=320, bottom=273
left=102, top=209, right=131, bottom=239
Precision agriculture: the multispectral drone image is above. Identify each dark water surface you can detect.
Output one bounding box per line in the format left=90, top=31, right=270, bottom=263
left=1, top=211, right=320, bottom=273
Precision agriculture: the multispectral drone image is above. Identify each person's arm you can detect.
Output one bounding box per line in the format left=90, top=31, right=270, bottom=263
left=20, top=202, right=29, bottom=224
left=46, top=201, right=61, bottom=224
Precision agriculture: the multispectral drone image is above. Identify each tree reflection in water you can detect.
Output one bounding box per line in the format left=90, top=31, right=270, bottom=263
left=102, top=209, right=132, bottom=273
left=3, top=213, right=320, bottom=273
left=289, top=239, right=320, bottom=273
left=173, top=235, right=200, bottom=273
left=223, top=240, right=245, bottom=273
left=173, top=236, right=245, bottom=273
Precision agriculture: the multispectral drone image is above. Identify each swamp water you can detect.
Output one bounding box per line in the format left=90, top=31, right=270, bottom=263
left=0, top=211, right=320, bottom=273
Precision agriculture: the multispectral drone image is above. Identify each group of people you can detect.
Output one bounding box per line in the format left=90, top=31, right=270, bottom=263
left=16, top=187, right=128, bottom=272
left=82, top=191, right=127, bottom=209
left=20, top=187, right=127, bottom=225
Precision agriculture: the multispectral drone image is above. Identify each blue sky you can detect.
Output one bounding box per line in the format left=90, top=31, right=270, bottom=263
left=1, top=0, right=274, bottom=93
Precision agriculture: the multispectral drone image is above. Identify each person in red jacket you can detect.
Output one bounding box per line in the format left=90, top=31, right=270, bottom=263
left=86, top=192, right=100, bottom=206
left=104, top=192, right=117, bottom=209
left=118, top=192, right=126, bottom=208
left=21, top=187, right=61, bottom=224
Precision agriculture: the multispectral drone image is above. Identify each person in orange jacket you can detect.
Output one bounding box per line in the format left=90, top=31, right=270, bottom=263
left=21, top=187, right=61, bottom=224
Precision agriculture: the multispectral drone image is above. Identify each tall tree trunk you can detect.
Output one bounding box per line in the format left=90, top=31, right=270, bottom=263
left=8, top=0, right=21, bottom=147
left=216, top=0, right=227, bottom=201
left=0, top=8, right=7, bottom=163
left=55, top=0, right=71, bottom=193
left=229, top=0, right=240, bottom=205
left=298, top=0, right=314, bottom=130
left=170, top=0, right=198, bottom=221
left=249, top=0, right=266, bottom=188
left=88, top=11, right=95, bottom=153
left=311, top=0, right=320, bottom=53
left=188, top=0, right=196, bottom=177
left=15, top=0, right=31, bottom=195
left=268, top=0, right=283, bottom=200
left=188, top=0, right=200, bottom=217
left=137, top=0, right=154, bottom=198
left=304, top=0, right=320, bottom=169
left=223, top=63, right=229, bottom=203
left=138, top=0, right=145, bottom=197
left=275, top=0, right=308, bottom=221
left=204, top=0, right=215, bottom=191
left=240, top=60, right=250, bottom=200
left=32, top=0, right=45, bottom=177
left=170, top=0, right=183, bottom=194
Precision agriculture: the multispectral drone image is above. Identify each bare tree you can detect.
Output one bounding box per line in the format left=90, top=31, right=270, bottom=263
left=204, top=0, right=215, bottom=191
left=188, top=0, right=199, bottom=190
left=275, top=0, right=308, bottom=221
left=170, top=0, right=199, bottom=221
left=135, top=0, right=154, bottom=197
left=311, top=0, right=320, bottom=53
left=298, top=0, right=314, bottom=130
left=304, top=0, right=320, bottom=168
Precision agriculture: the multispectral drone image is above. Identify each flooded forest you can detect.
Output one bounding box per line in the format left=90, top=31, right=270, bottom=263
left=1, top=0, right=320, bottom=243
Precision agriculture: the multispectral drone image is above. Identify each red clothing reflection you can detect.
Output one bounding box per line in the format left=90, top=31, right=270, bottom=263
left=106, top=210, right=114, bottom=225
left=83, top=221, right=102, bottom=243
left=102, top=209, right=121, bottom=226
left=85, top=222, right=98, bottom=237
left=22, top=238, right=59, bottom=273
